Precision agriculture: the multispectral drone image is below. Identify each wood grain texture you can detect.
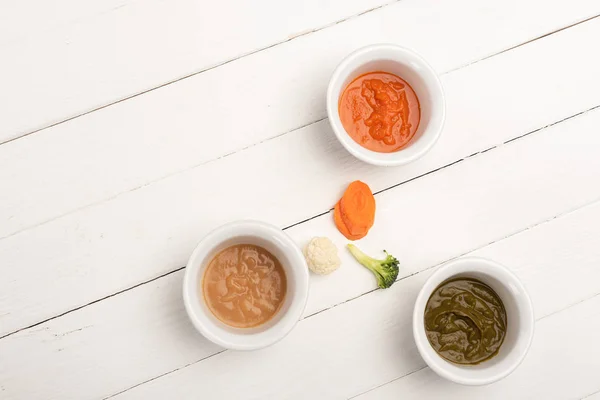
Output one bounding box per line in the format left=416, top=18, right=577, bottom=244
left=0, top=0, right=389, bottom=141
left=2, top=16, right=600, bottom=337
left=2, top=1, right=599, bottom=240
left=1, top=107, right=599, bottom=399
left=110, top=201, right=600, bottom=400
left=0, top=0, right=597, bottom=142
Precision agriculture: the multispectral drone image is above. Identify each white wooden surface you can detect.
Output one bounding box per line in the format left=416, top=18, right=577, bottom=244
left=1, top=1, right=599, bottom=399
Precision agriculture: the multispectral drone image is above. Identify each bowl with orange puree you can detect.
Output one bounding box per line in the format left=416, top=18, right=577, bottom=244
left=327, top=44, right=445, bottom=166
left=183, top=220, right=309, bottom=350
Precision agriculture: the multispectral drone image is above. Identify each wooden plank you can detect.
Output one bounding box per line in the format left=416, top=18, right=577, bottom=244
left=2, top=19, right=600, bottom=336
left=0, top=0, right=128, bottom=45
left=1, top=108, right=600, bottom=399
left=355, top=295, right=600, bottom=400
left=2, top=4, right=599, bottom=241
left=111, top=201, right=600, bottom=400
left=0, top=0, right=390, bottom=141
left=0, top=0, right=597, bottom=142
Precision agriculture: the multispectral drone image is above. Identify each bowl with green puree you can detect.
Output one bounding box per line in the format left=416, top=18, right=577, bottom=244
left=413, top=257, right=534, bottom=385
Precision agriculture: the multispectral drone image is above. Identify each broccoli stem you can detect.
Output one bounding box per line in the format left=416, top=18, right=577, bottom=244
left=347, top=244, right=400, bottom=289
left=347, top=244, right=378, bottom=271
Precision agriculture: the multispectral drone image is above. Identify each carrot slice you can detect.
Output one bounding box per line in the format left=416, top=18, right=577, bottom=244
left=339, top=181, right=376, bottom=236
left=333, top=201, right=365, bottom=241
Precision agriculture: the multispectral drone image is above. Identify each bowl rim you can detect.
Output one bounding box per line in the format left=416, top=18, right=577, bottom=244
left=412, top=256, right=535, bottom=385
left=183, top=220, right=310, bottom=350
left=326, top=43, right=446, bottom=166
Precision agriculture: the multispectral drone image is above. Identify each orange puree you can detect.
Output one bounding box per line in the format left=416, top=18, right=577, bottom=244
left=202, top=245, right=286, bottom=328
left=339, top=71, right=421, bottom=153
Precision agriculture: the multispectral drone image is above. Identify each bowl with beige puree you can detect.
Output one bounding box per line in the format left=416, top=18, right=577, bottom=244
left=183, top=220, right=309, bottom=350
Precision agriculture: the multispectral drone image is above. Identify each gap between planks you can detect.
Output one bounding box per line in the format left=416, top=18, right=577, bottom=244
left=103, top=196, right=600, bottom=400
left=3, top=11, right=600, bottom=244
left=1, top=7, right=598, bottom=150
left=0, top=114, right=325, bottom=243
left=349, top=290, right=600, bottom=400
left=443, top=13, right=600, bottom=74
left=582, top=389, right=600, bottom=399
left=0, top=1, right=396, bottom=147
left=102, top=349, right=228, bottom=400
left=2, top=101, right=599, bottom=342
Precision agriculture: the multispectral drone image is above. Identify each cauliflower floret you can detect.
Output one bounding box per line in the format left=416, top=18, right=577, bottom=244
left=303, top=237, right=341, bottom=275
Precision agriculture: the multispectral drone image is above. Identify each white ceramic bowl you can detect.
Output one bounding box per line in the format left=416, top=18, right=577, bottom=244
left=413, top=257, right=534, bottom=385
left=327, top=44, right=445, bottom=166
left=183, top=220, right=310, bottom=350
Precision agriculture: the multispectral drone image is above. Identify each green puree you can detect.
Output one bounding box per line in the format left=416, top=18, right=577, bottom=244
left=424, top=278, right=507, bottom=365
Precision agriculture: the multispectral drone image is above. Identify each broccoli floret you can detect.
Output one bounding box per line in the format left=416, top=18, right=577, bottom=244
left=347, top=244, right=399, bottom=289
